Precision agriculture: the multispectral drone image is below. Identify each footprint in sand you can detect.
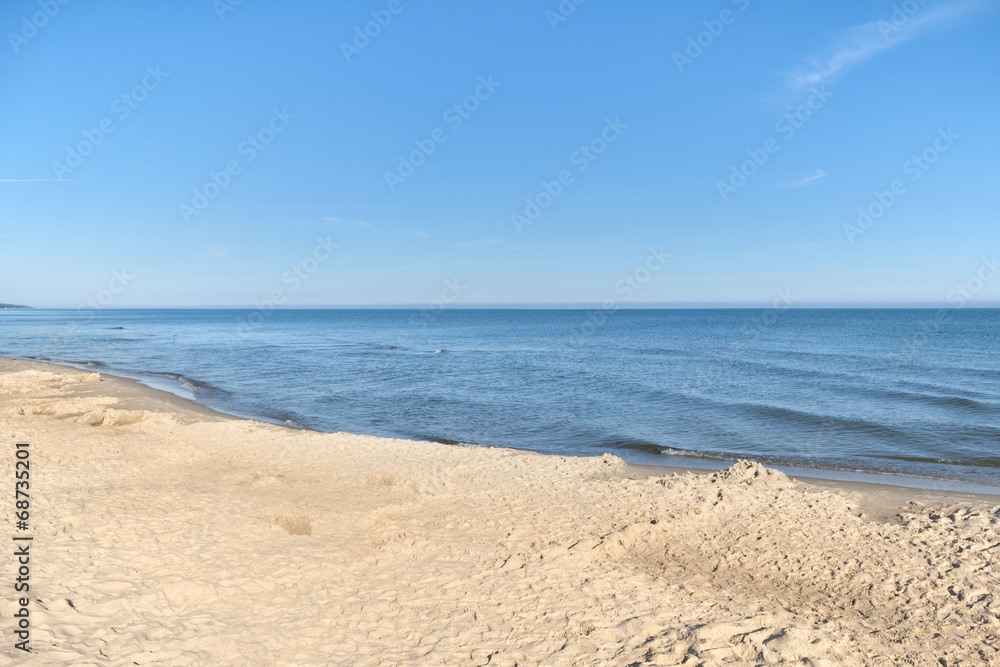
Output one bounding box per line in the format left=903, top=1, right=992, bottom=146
left=272, top=515, right=313, bottom=536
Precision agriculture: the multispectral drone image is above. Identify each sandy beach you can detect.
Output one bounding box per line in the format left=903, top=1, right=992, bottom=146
left=2, top=357, right=999, bottom=666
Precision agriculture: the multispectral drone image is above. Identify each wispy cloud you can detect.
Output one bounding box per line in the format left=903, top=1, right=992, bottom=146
left=507, top=244, right=566, bottom=251
left=351, top=259, right=430, bottom=277
left=451, top=238, right=503, bottom=249
left=324, top=205, right=505, bottom=215
left=784, top=169, right=826, bottom=189
left=0, top=178, right=80, bottom=182
left=786, top=0, right=990, bottom=92
left=325, top=217, right=388, bottom=237
left=351, top=219, right=387, bottom=236
left=198, top=245, right=229, bottom=260
left=335, top=255, right=406, bottom=262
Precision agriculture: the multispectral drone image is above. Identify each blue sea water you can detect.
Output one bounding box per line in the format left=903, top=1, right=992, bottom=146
left=2, top=308, right=999, bottom=486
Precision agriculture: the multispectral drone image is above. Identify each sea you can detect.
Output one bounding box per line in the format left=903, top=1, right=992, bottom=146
left=2, top=308, right=999, bottom=490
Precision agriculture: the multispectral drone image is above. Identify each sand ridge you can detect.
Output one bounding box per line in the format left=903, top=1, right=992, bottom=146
left=0, top=360, right=998, bottom=665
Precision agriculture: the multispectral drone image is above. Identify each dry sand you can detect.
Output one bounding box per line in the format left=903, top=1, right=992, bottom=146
left=1, top=358, right=998, bottom=665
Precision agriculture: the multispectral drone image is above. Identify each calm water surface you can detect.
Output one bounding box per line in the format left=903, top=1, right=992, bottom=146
left=2, top=309, right=998, bottom=486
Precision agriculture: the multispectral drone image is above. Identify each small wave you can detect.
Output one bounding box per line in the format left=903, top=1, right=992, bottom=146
left=603, top=439, right=669, bottom=455
left=609, top=440, right=737, bottom=461
left=855, top=385, right=999, bottom=415
left=421, top=435, right=482, bottom=447
left=739, top=403, right=913, bottom=440
left=143, top=371, right=231, bottom=396
left=330, top=342, right=404, bottom=351
left=635, top=348, right=688, bottom=358
left=608, top=436, right=1000, bottom=478
left=259, top=410, right=314, bottom=429
left=26, top=356, right=106, bottom=368
left=767, top=347, right=882, bottom=365
left=896, top=378, right=991, bottom=400
left=909, top=393, right=996, bottom=414
left=878, top=455, right=1000, bottom=469
left=716, top=357, right=859, bottom=383
left=434, top=349, right=446, bottom=354
left=679, top=393, right=920, bottom=441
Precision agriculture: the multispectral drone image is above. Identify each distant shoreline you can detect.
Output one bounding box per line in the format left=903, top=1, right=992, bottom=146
left=4, top=305, right=1000, bottom=310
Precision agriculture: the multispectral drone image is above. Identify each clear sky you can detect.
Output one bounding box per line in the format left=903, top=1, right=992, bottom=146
left=2, top=0, right=998, bottom=308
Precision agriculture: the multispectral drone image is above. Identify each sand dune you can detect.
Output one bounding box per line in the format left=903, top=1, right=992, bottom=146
left=1, top=358, right=998, bottom=665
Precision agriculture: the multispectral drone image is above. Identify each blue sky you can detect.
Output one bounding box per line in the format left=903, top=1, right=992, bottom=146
left=1, top=0, right=998, bottom=307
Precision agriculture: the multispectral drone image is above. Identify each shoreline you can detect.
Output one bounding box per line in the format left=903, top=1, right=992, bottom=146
left=7, top=355, right=1000, bottom=498
left=4, top=355, right=999, bottom=525
left=623, top=464, right=1000, bottom=523
left=3, top=357, right=999, bottom=663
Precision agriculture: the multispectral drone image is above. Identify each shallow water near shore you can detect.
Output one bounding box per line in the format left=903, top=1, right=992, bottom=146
left=2, top=308, right=999, bottom=486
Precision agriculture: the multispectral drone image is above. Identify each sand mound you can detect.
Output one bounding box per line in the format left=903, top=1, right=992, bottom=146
left=710, top=458, right=791, bottom=485
left=31, top=396, right=119, bottom=416
left=0, top=370, right=100, bottom=394
left=248, top=473, right=289, bottom=489
left=272, top=515, right=314, bottom=536
left=80, top=408, right=149, bottom=427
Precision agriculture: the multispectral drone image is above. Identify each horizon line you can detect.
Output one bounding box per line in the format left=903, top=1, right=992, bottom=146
left=7, top=304, right=1000, bottom=311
